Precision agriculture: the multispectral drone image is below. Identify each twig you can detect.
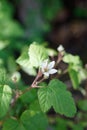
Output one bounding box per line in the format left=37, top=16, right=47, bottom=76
left=56, top=52, right=63, bottom=65
left=36, top=77, right=45, bottom=85
left=31, top=68, right=42, bottom=87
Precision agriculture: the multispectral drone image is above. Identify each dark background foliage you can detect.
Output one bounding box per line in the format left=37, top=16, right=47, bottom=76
left=9, top=0, right=87, bottom=63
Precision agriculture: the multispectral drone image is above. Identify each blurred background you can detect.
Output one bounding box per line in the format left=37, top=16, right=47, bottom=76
left=0, top=0, right=87, bottom=61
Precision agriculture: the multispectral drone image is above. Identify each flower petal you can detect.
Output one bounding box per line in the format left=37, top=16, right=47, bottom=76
left=48, top=61, right=55, bottom=69
left=40, top=59, right=48, bottom=68
left=44, top=72, right=49, bottom=77
left=48, top=69, right=57, bottom=74
left=57, top=45, right=64, bottom=52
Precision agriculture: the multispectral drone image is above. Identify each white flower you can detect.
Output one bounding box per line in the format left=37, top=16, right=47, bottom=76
left=40, top=59, right=57, bottom=78
left=57, top=45, right=64, bottom=52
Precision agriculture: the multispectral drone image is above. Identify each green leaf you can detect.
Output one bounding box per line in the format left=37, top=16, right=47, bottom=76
left=38, top=87, right=51, bottom=112
left=0, top=85, right=12, bottom=118
left=46, top=48, right=57, bottom=57
left=38, top=79, right=66, bottom=113
left=0, top=40, right=9, bottom=50
left=56, top=118, right=67, bottom=130
left=63, top=53, right=86, bottom=88
left=38, top=79, right=76, bottom=117
left=63, top=54, right=82, bottom=65
left=78, top=69, right=87, bottom=83
left=28, top=42, right=48, bottom=68
left=68, top=68, right=79, bottom=89
left=7, top=57, right=17, bottom=73
left=29, top=100, right=41, bottom=111
left=3, top=118, right=26, bottom=130
left=78, top=100, right=87, bottom=111
left=16, top=47, right=36, bottom=76
left=16, top=47, right=29, bottom=65
left=21, top=110, right=48, bottom=130
left=20, top=89, right=37, bottom=104
left=3, top=110, right=48, bottom=130
left=68, top=64, right=87, bottom=89
left=49, top=79, right=76, bottom=117
left=0, top=68, right=7, bottom=85
left=72, top=124, right=84, bottom=130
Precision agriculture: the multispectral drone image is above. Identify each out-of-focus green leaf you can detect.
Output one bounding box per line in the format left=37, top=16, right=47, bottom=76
left=72, top=124, right=84, bottom=130
left=41, top=0, right=63, bottom=20
left=68, top=68, right=79, bottom=89
left=3, top=109, right=48, bottom=130
left=0, top=68, right=7, bottom=85
left=55, top=118, right=67, bottom=130
left=0, top=85, right=12, bottom=118
left=78, top=100, right=87, bottom=111
left=74, top=7, right=87, bottom=17
left=63, top=53, right=87, bottom=88
left=29, top=100, right=41, bottom=111
left=78, top=69, right=87, bottom=83
left=20, top=110, right=48, bottom=130
left=20, top=89, right=37, bottom=104
left=63, top=54, right=82, bottom=65
left=0, top=20, right=23, bottom=38
left=46, top=48, right=57, bottom=57
left=7, top=57, right=17, bottom=73
left=16, top=47, right=36, bottom=76
left=3, top=118, right=26, bottom=130
left=0, top=40, right=10, bottom=50
left=0, top=1, right=13, bottom=20
left=28, top=42, right=48, bottom=68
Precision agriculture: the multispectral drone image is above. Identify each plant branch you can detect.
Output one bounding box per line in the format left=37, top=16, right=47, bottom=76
left=31, top=68, right=42, bottom=88
left=56, top=52, right=63, bottom=64
left=36, top=77, right=45, bottom=85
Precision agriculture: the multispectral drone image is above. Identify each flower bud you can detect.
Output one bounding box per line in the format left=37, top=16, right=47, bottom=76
left=11, top=71, right=21, bottom=83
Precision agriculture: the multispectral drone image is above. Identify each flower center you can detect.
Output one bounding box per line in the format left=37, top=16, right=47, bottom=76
left=44, top=67, right=48, bottom=72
